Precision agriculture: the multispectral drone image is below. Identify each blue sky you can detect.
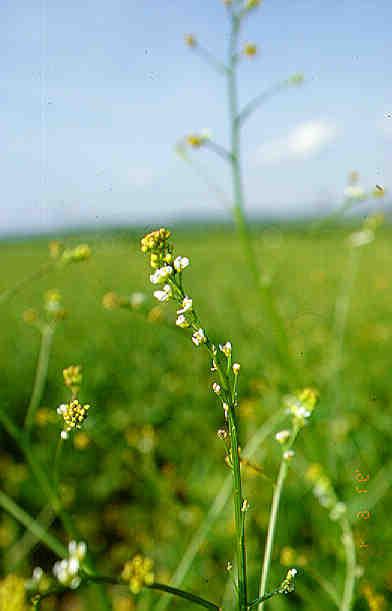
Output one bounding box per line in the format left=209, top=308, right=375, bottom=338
left=1, top=0, right=391, bottom=235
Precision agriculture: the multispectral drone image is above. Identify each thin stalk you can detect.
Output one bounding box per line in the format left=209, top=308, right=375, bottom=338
left=228, top=408, right=247, bottom=610
left=8, top=504, right=55, bottom=569
left=340, top=518, right=357, bottom=611
left=0, top=262, right=53, bottom=305
left=0, top=489, right=66, bottom=558
left=227, top=12, right=297, bottom=384
left=155, top=411, right=283, bottom=611
left=84, top=575, right=221, bottom=610
left=25, top=323, right=55, bottom=434
left=257, top=459, right=288, bottom=609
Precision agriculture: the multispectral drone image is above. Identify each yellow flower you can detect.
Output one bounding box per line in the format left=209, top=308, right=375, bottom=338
left=73, top=432, right=90, bottom=450
left=63, top=365, right=82, bottom=394
left=0, top=575, right=27, bottom=611
left=44, top=290, right=66, bottom=320
left=57, top=399, right=91, bottom=439
left=361, top=583, right=386, bottom=610
left=121, top=556, right=154, bottom=595
left=245, top=0, right=262, bottom=10
left=48, top=240, right=62, bottom=259
left=289, top=73, right=304, bottom=86
left=243, top=43, right=257, bottom=57
left=102, top=291, right=120, bottom=310
left=140, top=228, right=171, bottom=253
left=22, top=309, right=38, bottom=324
left=186, top=134, right=205, bottom=148
left=61, top=244, right=91, bottom=264
left=184, top=34, right=197, bottom=47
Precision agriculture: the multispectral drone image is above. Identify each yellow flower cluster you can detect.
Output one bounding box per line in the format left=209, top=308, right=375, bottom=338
left=280, top=546, right=308, bottom=567
left=361, top=583, right=386, bottom=611
left=140, top=228, right=171, bottom=254
left=0, top=575, right=26, bottom=611
left=284, top=387, right=318, bottom=427
left=63, top=365, right=82, bottom=395
left=44, top=289, right=66, bottom=321
left=121, top=556, right=154, bottom=595
left=61, top=244, right=91, bottom=264
left=57, top=399, right=91, bottom=439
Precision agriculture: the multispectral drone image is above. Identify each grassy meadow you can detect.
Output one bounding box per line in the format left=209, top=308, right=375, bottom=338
left=0, top=222, right=391, bottom=609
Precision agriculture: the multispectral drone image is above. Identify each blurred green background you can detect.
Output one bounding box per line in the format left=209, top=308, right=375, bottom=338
left=0, top=223, right=391, bottom=609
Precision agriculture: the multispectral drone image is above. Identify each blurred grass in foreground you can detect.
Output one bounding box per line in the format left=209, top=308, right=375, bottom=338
left=0, top=223, right=391, bottom=609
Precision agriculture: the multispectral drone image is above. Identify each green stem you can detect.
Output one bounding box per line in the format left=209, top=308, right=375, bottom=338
left=228, top=408, right=247, bottom=610
left=84, top=575, right=221, bottom=610
left=227, top=13, right=297, bottom=384
left=25, top=323, right=55, bottom=434
left=258, top=459, right=288, bottom=609
left=340, top=517, right=357, bottom=611
left=0, top=262, right=53, bottom=305
left=0, top=489, right=66, bottom=558
left=155, top=412, right=283, bottom=611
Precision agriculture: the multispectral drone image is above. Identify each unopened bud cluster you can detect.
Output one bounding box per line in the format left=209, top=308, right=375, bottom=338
left=121, top=555, right=154, bottom=594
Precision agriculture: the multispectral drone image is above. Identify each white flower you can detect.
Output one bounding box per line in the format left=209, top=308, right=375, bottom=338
left=212, top=382, right=221, bottom=394
left=69, top=540, right=87, bottom=561
left=173, top=256, right=190, bottom=272
left=57, top=404, right=67, bottom=415
left=32, top=567, right=44, bottom=583
left=176, top=314, right=189, bottom=328
left=232, top=362, right=240, bottom=374
left=150, top=266, right=173, bottom=284
left=130, top=292, right=146, bottom=308
left=344, top=185, right=366, bottom=200
left=348, top=229, right=374, bottom=248
left=153, top=284, right=172, bottom=302
left=241, top=499, right=249, bottom=512
left=60, top=430, right=69, bottom=440
left=275, top=430, right=290, bottom=444
left=53, top=541, right=86, bottom=588
left=192, top=328, right=206, bottom=346
left=219, top=341, right=232, bottom=357
left=177, top=296, right=193, bottom=314
left=283, top=450, right=295, bottom=461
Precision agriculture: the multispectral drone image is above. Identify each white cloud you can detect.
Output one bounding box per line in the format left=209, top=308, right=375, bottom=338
left=255, top=120, right=338, bottom=165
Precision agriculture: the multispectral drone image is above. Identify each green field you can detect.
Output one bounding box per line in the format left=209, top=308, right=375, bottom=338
left=1, top=223, right=391, bottom=610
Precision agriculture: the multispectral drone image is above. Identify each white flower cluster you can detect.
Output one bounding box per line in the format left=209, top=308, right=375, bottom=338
left=278, top=568, right=298, bottom=595
left=275, top=430, right=290, bottom=444
left=153, top=284, right=172, bottom=302
left=53, top=541, right=87, bottom=590
left=176, top=296, right=193, bottom=328
left=192, top=328, right=206, bottom=346
left=150, top=266, right=173, bottom=285
left=348, top=229, right=374, bottom=248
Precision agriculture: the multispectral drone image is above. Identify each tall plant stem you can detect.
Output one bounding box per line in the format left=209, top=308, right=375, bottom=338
left=227, top=408, right=247, bottom=610
left=0, top=490, right=67, bottom=558
left=227, top=13, right=296, bottom=383
left=24, top=323, right=55, bottom=435
left=340, top=518, right=357, bottom=611
left=155, top=412, right=283, bottom=611
left=0, top=262, right=53, bottom=305
left=258, top=459, right=288, bottom=609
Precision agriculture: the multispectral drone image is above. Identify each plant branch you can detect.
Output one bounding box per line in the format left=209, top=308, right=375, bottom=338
left=25, top=323, right=55, bottom=435
left=0, top=489, right=66, bottom=558
left=238, top=77, right=300, bottom=125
